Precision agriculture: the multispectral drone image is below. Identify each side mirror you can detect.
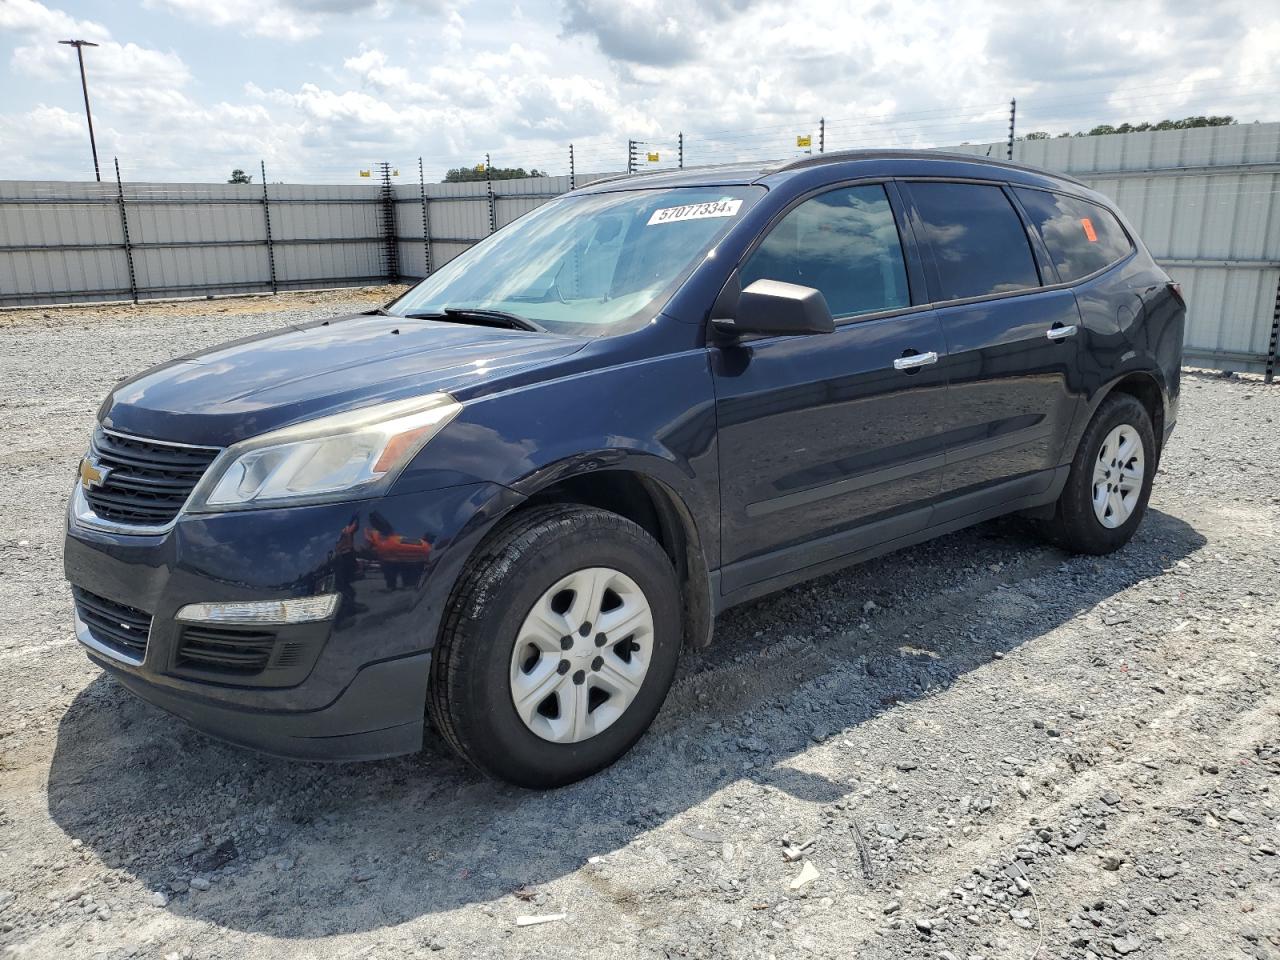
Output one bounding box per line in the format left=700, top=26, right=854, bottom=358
left=714, top=279, right=835, bottom=337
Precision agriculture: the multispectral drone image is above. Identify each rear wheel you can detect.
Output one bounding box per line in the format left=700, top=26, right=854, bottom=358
left=428, top=504, right=681, bottom=788
left=1043, top=392, right=1157, bottom=555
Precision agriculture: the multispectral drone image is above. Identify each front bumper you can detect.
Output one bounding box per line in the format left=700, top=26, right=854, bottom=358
left=64, top=480, right=521, bottom=761
left=87, top=646, right=432, bottom=761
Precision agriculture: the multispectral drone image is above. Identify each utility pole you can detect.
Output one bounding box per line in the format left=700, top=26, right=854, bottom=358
left=59, top=39, right=100, bottom=181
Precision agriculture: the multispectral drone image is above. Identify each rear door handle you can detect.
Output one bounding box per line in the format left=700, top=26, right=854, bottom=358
left=893, top=351, right=939, bottom=370
left=1046, top=324, right=1078, bottom=340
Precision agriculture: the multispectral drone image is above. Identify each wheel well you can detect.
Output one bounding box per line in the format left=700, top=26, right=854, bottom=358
left=519, top=470, right=714, bottom=649
left=1107, top=373, right=1165, bottom=451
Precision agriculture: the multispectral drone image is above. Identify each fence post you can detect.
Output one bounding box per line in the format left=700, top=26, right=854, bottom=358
left=627, top=140, right=637, bottom=175
left=1265, top=274, right=1280, bottom=384
left=259, top=160, right=278, bottom=294
left=569, top=143, right=576, bottom=190
left=1007, top=98, right=1016, bottom=160
left=418, top=157, right=432, bottom=276
left=112, top=158, right=138, bottom=303
left=678, top=132, right=684, bottom=169
left=485, top=152, right=495, bottom=234
left=819, top=117, right=825, bottom=154
left=376, top=161, right=399, bottom=281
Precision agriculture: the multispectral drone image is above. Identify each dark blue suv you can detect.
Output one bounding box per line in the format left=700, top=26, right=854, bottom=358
left=64, top=151, right=1184, bottom=787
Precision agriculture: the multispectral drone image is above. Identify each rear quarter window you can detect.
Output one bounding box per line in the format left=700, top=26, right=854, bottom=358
left=1013, top=188, right=1134, bottom=283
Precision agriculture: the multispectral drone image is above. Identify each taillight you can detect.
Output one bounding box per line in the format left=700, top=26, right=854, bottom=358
left=1168, top=281, right=1184, bottom=305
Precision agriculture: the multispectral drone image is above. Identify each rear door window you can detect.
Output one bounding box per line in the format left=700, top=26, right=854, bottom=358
left=905, top=181, right=1040, bottom=301
left=739, top=183, right=910, bottom=319
left=1013, top=188, right=1134, bottom=282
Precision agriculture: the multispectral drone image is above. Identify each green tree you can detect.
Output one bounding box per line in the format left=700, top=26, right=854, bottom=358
left=228, top=168, right=253, bottom=184
left=1071, top=115, right=1235, bottom=137
left=443, top=165, right=546, bottom=183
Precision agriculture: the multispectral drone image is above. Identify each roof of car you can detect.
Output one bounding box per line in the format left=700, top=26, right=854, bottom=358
left=573, top=149, right=1088, bottom=193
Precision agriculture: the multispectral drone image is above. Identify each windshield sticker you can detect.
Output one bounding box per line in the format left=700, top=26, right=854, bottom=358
left=647, top=198, right=743, bottom=226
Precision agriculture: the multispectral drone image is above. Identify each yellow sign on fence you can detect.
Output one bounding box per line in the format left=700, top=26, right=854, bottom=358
left=647, top=152, right=660, bottom=163
left=796, top=134, right=812, bottom=148
left=358, top=169, right=371, bottom=177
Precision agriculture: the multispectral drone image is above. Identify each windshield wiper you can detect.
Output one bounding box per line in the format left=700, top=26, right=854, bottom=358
left=401, top=306, right=546, bottom=333
left=444, top=306, right=547, bottom=332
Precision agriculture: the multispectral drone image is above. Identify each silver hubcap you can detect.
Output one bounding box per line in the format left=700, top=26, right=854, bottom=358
left=509, top=567, right=654, bottom=744
left=1092, top=424, right=1144, bottom=529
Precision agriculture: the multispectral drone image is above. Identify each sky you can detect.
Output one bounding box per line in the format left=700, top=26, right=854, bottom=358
left=0, top=0, right=1277, bottom=184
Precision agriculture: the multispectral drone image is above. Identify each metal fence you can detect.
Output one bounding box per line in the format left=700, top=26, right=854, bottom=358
left=2, top=123, right=1278, bottom=378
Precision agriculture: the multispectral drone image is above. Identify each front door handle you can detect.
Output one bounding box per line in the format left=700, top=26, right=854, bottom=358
left=893, top=351, right=939, bottom=371
left=1046, top=324, right=1078, bottom=341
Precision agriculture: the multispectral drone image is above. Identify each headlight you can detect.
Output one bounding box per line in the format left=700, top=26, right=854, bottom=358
left=188, top=393, right=461, bottom=512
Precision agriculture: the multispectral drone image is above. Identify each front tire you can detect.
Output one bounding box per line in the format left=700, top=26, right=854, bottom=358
left=428, top=504, right=681, bottom=788
left=1044, top=392, right=1157, bottom=555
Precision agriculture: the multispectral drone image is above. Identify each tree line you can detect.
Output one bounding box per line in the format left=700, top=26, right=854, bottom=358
left=1020, top=115, right=1236, bottom=141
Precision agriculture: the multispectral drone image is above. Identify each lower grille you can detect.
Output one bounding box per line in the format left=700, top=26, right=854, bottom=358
left=82, top=428, right=220, bottom=527
left=73, top=588, right=152, bottom=660
left=177, top=625, right=279, bottom=674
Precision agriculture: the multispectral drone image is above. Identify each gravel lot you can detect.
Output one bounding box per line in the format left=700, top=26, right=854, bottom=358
left=1, top=292, right=1277, bottom=960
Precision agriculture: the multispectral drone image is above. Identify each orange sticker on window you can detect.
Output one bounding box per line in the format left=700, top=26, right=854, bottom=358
left=1080, top=217, right=1098, bottom=242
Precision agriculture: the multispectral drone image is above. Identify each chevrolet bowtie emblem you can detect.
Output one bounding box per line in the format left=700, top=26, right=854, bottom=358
left=79, top=457, right=109, bottom=491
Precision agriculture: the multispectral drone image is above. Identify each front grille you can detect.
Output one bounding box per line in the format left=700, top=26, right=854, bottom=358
left=177, top=625, right=279, bottom=674
left=73, top=587, right=152, bottom=659
left=82, top=428, right=220, bottom=527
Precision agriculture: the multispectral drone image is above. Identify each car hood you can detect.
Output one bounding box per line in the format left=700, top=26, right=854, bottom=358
left=101, top=313, right=588, bottom=447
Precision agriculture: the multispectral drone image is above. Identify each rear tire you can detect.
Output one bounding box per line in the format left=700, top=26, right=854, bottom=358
left=1043, top=392, right=1157, bottom=555
left=428, top=504, right=681, bottom=788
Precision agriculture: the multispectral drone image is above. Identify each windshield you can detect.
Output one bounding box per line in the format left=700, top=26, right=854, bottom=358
left=388, top=185, right=765, bottom=336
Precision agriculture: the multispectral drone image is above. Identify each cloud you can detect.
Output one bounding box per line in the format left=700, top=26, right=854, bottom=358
left=2, top=0, right=1278, bottom=184
left=0, top=0, right=108, bottom=36
left=142, top=0, right=452, bottom=41
left=560, top=0, right=700, bottom=66
left=3, top=0, right=192, bottom=122
left=12, top=39, right=191, bottom=91
left=558, top=0, right=766, bottom=67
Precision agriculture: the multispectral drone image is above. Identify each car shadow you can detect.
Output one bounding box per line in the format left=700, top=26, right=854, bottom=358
left=46, top=508, right=1205, bottom=937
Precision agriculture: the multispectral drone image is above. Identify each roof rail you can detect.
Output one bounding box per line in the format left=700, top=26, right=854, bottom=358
left=769, top=149, right=1090, bottom=187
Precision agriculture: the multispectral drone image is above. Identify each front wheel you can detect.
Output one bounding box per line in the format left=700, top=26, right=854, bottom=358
left=1043, top=392, right=1157, bottom=555
left=428, top=504, right=681, bottom=788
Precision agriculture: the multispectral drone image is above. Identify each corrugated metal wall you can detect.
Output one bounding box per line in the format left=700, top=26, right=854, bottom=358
left=944, top=123, right=1280, bottom=372
left=0, top=180, right=391, bottom=305
left=0, top=173, right=619, bottom=306
left=2, top=126, right=1277, bottom=373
